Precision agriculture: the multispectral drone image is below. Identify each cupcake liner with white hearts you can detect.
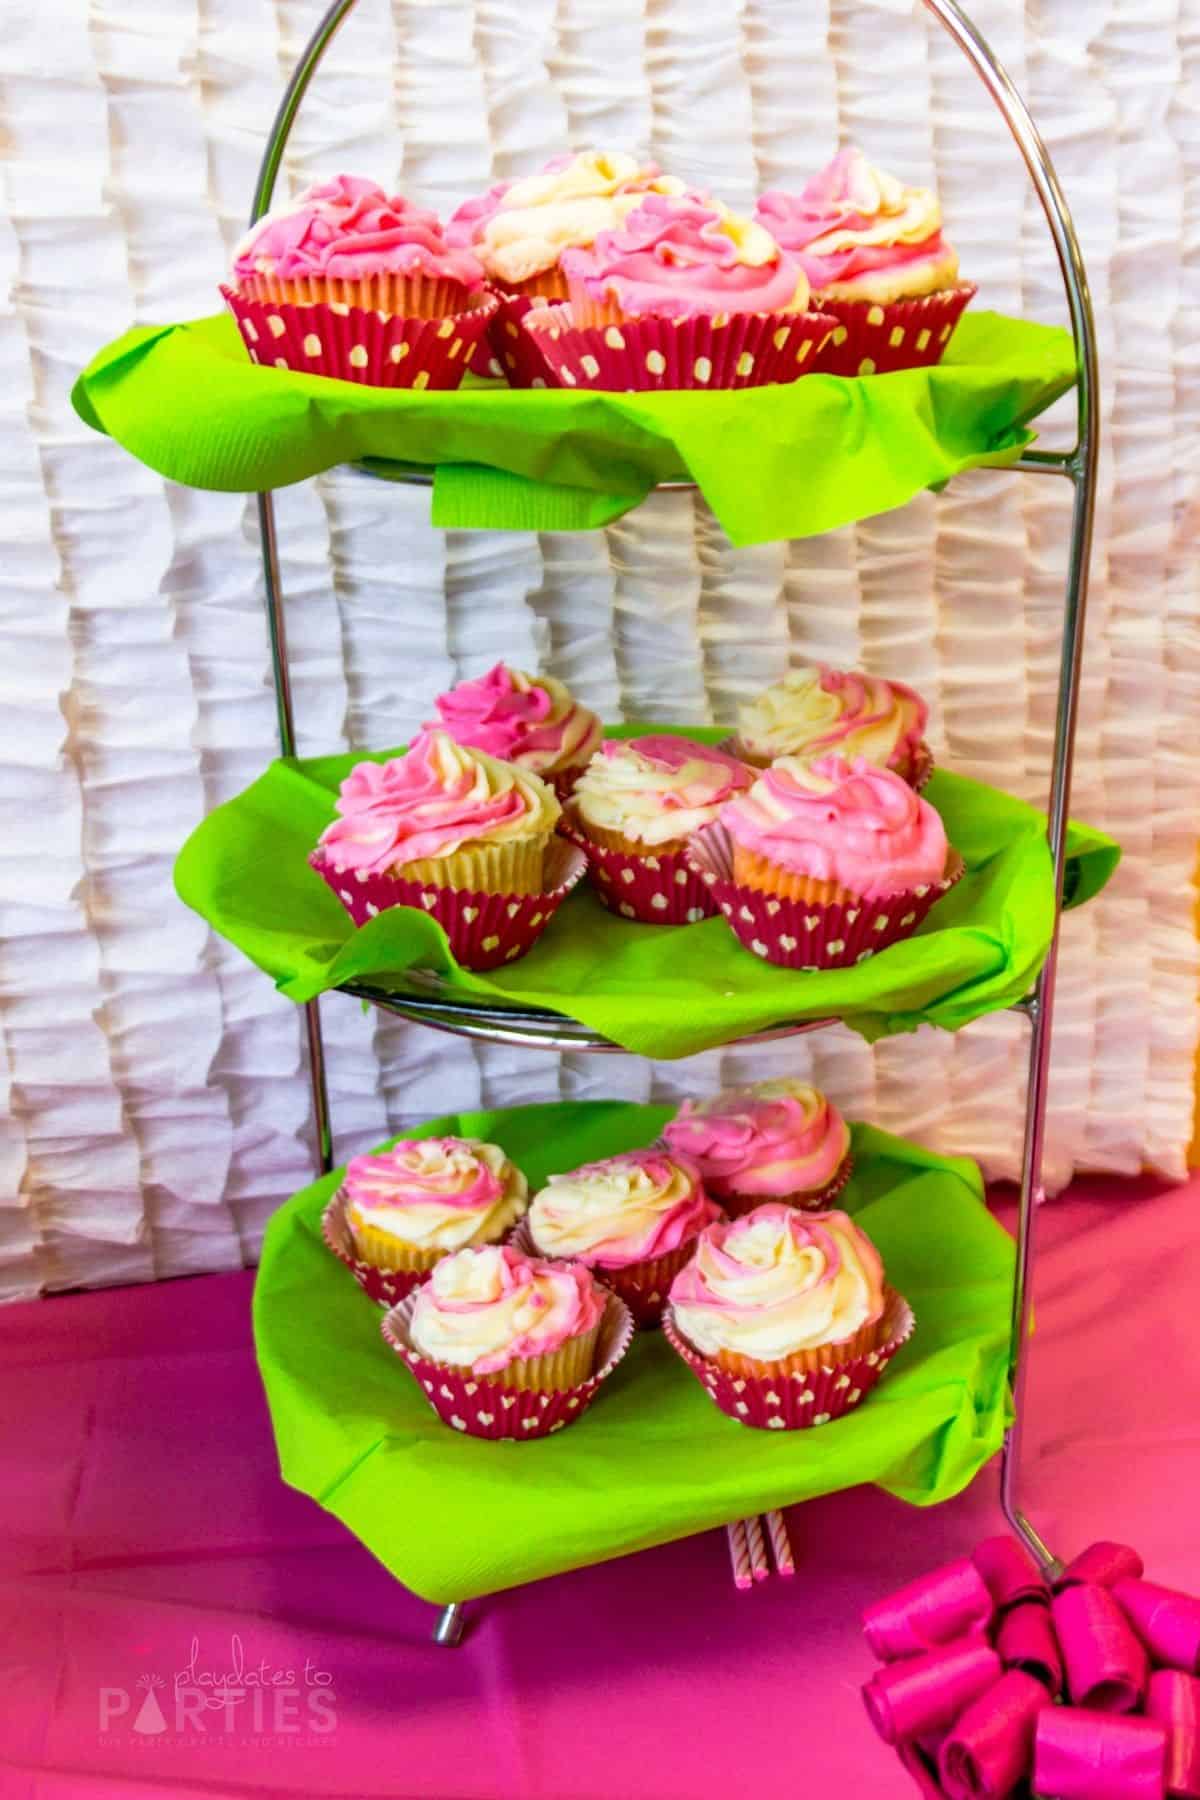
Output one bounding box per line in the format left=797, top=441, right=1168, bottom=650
left=309, top=838, right=586, bottom=972
left=509, top=1215, right=705, bottom=1328
left=662, top=1287, right=914, bottom=1430
left=559, top=815, right=716, bottom=926
left=221, top=285, right=498, bottom=390
left=684, top=822, right=964, bottom=972
left=813, top=283, right=977, bottom=378
left=381, top=1287, right=634, bottom=1440
left=521, top=302, right=838, bottom=392
left=321, top=1188, right=433, bottom=1308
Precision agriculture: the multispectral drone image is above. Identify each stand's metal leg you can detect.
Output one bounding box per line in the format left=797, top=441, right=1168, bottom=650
left=433, top=1602, right=466, bottom=1646
left=257, top=492, right=335, bottom=1177
left=1000, top=463, right=1097, bottom=1579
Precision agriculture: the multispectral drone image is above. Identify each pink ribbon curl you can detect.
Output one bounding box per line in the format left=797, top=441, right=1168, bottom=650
left=862, top=1539, right=1200, bottom=1800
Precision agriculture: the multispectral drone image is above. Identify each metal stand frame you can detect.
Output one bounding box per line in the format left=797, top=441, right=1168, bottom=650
left=247, top=0, right=1096, bottom=1636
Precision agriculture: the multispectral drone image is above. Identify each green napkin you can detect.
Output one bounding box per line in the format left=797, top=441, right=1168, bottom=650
left=73, top=310, right=1074, bottom=546
left=253, top=1103, right=1016, bottom=1604
left=174, top=725, right=1118, bottom=1059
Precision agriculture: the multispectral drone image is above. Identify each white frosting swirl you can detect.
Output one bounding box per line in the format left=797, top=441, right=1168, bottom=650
left=668, top=1204, right=885, bottom=1361
left=408, top=1244, right=604, bottom=1374
left=528, top=1150, right=718, bottom=1269
left=343, top=1137, right=527, bottom=1250
left=571, top=735, right=752, bottom=847
left=735, top=667, right=927, bottom=771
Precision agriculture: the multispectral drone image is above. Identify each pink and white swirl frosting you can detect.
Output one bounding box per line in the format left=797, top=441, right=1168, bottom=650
left=668, top=1204, right=885, bottom=1361
left=427, top=663, right=603, bottom=776
left=342, top=1137, right=528, bottom=1250
left=573, top=735, right=753, bottom=847
left=735, top=666, right=928, bottom=774
left=528, top=1150, right=721, bottom=1270
left=755, top=148, right=958, bottom=305
left=661, top=1081, right=850, bottom=1204
left=408, top=1244, right=605, bottom=1375
left=317, top=730, right=560, bottom=876
left=233, top=174, right=485, bottom=289
left=445, top=151, right=685, bottom=286
left=720, top=753, right=948, bottom=898
left=561, top=195, right=809, bottom=320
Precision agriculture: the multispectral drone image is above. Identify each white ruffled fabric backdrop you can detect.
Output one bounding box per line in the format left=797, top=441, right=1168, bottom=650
left=5, top=0, right=1198, bottom=1298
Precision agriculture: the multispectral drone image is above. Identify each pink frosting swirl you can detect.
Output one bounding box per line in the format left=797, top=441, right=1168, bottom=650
left=528, top=1150, right=720, bottom=1269
left=344, top=1139, right=501, bottom=1212
left=233, top=174, right=484, bottom=288
left=408, top=1244, right=605, bottom=1375
left=317, top=730, right=558, bottom=876
left=661, top=1083, right=849, bottom=1203
left=427, top=663, right=603, bottom=773
left=560, top=195, right=807, bottom=319
left=755, top=149, right=956, bottom=301
left=720, top=753, right=948, bottom=897
left=668, top=1204, right=886, bottom=1359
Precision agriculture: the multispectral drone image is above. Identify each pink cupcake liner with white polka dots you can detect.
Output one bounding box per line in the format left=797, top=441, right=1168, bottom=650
left=558, top=815, right=717, bottom=925
left=684, top=822, right=964, bottom=972
left=521, top=303, right=838, bottom=392
left=662, top=1289, right=914, bottom=1431
left=380, top=1288, right=635, bottom=1440
left=482, top=290, right=558, bottom=388
left=320, top=1188, right=432, bottom=1309
left=813, top=284, right=977, bottom=378
left=221, top=285, right=498, bottom=390
left=308, top=838, right=586, bottom=972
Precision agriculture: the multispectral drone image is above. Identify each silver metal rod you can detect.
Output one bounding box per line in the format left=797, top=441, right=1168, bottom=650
left=1009, top=451, right=1077, bottom=478
left=921, top=0, right=1099, bottom=1568
left=433, top=1602, right=465, bottom=1646
left=250, top=0, right=360, bottom=226
left=257, top=492, right=335, bottom=1176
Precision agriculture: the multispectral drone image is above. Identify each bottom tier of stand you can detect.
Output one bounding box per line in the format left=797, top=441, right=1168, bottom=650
left=253, top=1100, right=1015, bottom=1606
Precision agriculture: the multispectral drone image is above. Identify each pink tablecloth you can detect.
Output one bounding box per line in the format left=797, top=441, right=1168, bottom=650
left=1, top=1173, right=1197, bottom=1799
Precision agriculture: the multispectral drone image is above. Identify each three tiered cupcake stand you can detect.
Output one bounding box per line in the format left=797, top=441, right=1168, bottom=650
left=75, top=0, right=1107, bottom=1653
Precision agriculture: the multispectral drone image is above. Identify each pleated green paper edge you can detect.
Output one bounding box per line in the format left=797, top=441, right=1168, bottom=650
left=174, top=725, right=1118, bottom=1059
left=253, top=1104, right=1016, bottom=1604
left=73, top=309, right=1074, bottom=546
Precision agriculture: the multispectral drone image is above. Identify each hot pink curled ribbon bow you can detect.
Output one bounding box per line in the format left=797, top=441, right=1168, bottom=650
left=862, top=1537, right=1200, bottom=1799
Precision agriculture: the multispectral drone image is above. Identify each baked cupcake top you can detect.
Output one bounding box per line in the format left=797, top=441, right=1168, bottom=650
left=755, top=148, right=958, bottom=305
left=719, top=753, right=947, bottom=897
left=408, top=1244, right=606, bottom=1375
left=572, top=735, right=753, bottom=847
left=427, top=662, right=603, bottom=775
left=232, top=174, right=485, bottom=289
left=342, top=1137, right=528, bottom=1250
left=445, top=151, right=684, bottom=286
left=668, top=1204, right=885, bottom=1360
left=661, top=1080, right=850, bottom=1203
left=318, top=730, right=560, bottom=876
left=560, top=195, right=808, bottom=320
left=734, top=666, right=928, bottom=773
left=528, top=1150, right=720, bottom=1270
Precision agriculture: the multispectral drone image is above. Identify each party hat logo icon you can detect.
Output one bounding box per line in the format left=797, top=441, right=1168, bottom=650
left=131, top=1674, right=168, bottom=1735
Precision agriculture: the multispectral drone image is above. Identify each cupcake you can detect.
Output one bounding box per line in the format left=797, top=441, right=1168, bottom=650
left=382, top=1244, right=634, bottom=1439
left=222, top=174, right=495, bottom=389
left=334, top=1137, right=528, bottom=1277
left=661, top=1080, right=852, bottom=1216
left=755, top=148, right=975, bottom=376
left=309, top=730, right=585, bottom=970
left=524, top=1149, right=722, bottom=1325
left=447, top=150, right=683, bottom=385
left=687, top=753, right=961, bottom=970
left=425, top=662, right=603, bottom=799
left=731, top=666, right=932, bottom=787
left=663, top=1203, right=913, bottom=1428
left=562, top=735, right=752, bottom=923
left=525, top=194, right=837, bottom=391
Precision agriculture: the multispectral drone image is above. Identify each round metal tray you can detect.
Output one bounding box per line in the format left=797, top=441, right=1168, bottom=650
left=341, top=978, right=836, bottom=1053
